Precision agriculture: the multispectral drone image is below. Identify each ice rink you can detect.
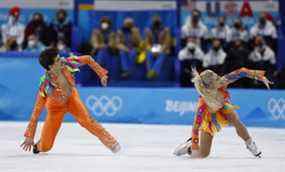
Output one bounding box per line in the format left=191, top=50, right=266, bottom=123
left=0, top=122, right=284, bottom=172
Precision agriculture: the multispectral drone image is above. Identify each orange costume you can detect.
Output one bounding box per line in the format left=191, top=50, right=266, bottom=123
left=24, top=55, right=119, bottom=152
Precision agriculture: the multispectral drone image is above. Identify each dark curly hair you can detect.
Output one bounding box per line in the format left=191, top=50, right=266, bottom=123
left=39, top=48, right=59, bottom=70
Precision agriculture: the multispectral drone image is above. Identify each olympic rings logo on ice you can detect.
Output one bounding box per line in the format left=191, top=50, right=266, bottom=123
left=267, top=98, right=285, bottom=120
left=86, top=95, right=122, bottom=116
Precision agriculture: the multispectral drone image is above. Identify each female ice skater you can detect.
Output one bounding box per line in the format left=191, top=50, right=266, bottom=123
left=21, top=48, right=121, bottom=154
left=173, top=67, right=273, bottom=158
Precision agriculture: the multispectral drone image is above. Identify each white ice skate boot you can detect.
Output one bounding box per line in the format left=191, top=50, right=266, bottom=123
left=246, top=138, right=261, bottom=158
left=173, top=138, right=192, bottom=156
left=111, top=143, right=121, bottom=153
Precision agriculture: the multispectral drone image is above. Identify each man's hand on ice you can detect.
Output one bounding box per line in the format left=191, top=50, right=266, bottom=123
left=20, top=137, right=34, bottom=152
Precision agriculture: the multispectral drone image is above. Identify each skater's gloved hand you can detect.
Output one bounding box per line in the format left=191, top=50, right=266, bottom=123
left=101, top=75, right=108, bottom=87
left=262, top=76, right=274, bottom=89
left=20, top=137, right=34, bottom=152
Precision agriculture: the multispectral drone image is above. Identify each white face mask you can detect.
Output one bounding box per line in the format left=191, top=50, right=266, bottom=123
left=101, top=22, right=109, bottom=30
left=57, top=43, right=65, bottom=50
left=28, top=40, right=36, bottom=47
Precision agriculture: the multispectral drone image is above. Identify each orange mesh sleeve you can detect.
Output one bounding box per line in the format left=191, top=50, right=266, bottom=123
left=78, top=55, right=108, bottom=79
left=24, top=92, right=46, bottom=138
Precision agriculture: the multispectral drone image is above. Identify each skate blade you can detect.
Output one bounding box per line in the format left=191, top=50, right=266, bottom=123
left=173, top=142, right=191, bottom=156
left=255, top=152, right=262, bottom=158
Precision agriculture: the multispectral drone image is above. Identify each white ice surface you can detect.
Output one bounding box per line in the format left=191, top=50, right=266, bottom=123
left=0, top=122, right=284, bottom=172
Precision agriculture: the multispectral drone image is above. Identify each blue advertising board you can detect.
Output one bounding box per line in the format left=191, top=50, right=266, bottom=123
left=1, top=57, right=285, bottom=127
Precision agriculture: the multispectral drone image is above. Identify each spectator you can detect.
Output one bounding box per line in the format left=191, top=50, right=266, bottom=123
left=145, top=15, right=171, bottom=49
left=1, top=6, right=25, bottom=51
left=49, top=9, right=72, bottom=48
left=225, top=39, right=250, bottom=72
left=99, top=16, right=113, bottom=44
left=211, top=16, right=231, bottom=45
left=225, top=39, right=251, bottom=88
left=24, top=34, right=45, bottom=52
left=160, top=27, right=176, bottom=56
left=203, top=39, right=227, bottom=73
left=250, top=12, right=277, bottom=39
left=77, top=29, right=105, bottom=56
left=116, top=31, right=129, bottom=52
left=128, top=28, right=148, bottom=80
left=118, top=17, right=140, bottom=50
left=181, top=9, right=208, bottom=49
left=248, top=36, right=276, bottom=72
left=250, top=12, right=277, bottom=51
left=78, top=30, right=105, bottom=86
left=178, top=40, right=204, bottom=86
left=229, top=19, right=249, bottom=43
left=90, top=29, right=105, bottom=56
left=24, top=12, right=48, bottom=48
left=178, top=41, right=204, bottom=65
left=96, top=33, right=130, bottom=81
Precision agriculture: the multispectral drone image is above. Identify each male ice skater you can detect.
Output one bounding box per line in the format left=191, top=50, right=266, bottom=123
left=21, top=48, right=121, bottom=154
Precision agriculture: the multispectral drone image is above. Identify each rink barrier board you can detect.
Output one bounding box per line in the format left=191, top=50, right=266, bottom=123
left=1, top=57, right=285, bottom=127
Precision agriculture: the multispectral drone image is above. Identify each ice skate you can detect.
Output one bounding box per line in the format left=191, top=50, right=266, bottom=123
left=111, top=143, right=121, bottom=153
left=246, top=139, right=262, bottom=158
left=173, top=137, right=192, bottom=156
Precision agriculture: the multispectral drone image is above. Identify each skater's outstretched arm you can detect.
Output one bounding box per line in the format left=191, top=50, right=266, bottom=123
left=24, top=92, right=46, bottom=138
left=21, top=92, right=46, bottom=151
left=219, top=67, right=273, bottom=89
left=66, top=55, right=108, bottom=86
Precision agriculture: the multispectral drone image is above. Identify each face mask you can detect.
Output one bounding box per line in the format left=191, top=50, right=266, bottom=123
left=257, top=43, right=265, bottom=51
left=219, top=22, right=225, bottom=27
left=28, top=40, right=36, bottom=47
left=57, top=16, right=65, bottom=23
left=234, top=23, right=241, bottom=29
left=152, top=21, right=161, bottom=30
left=192, top=15, right=199, bottom=23
left=101, top=22, right=109, bottom=30
left=188, top=47, right=195, bottom=54
left=213, top=46, right=220, bottom=52
left=260, top=17, right=266, bottom=25
left=57, top=44, right=65, bottom=51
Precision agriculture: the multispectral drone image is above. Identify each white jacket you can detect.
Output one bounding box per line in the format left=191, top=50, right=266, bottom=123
left=250, top=21, right=277, bottom=39
left=181, top=17, right=208, bottom=39
left=229, top=28, right=249, bottom=42
left=249, top=46, right=276, bottom=64
left=178, top=45, right=204, bottom=61
left=203, top=49, right=227, bottom=67
left=1, top=20, right=25, bottom=45
left=211, top=25, right=231, bottom=42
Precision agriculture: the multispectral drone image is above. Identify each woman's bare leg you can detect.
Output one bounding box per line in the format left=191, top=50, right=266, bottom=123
left=227, top=111, right=261, bottom=157
left=227, top=111, right=250, bottom=141
left=191, top=131, right=213, bottom=158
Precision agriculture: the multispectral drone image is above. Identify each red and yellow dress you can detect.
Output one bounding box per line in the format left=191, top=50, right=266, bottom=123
left=191, top=67, right=266, bottom=150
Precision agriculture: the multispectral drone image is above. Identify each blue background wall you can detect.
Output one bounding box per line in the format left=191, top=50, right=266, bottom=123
left=1, top=57, right=285, bottom=127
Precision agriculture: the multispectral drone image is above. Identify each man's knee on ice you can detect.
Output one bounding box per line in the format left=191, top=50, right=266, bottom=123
left=39, top=142, right=54, bottom=152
